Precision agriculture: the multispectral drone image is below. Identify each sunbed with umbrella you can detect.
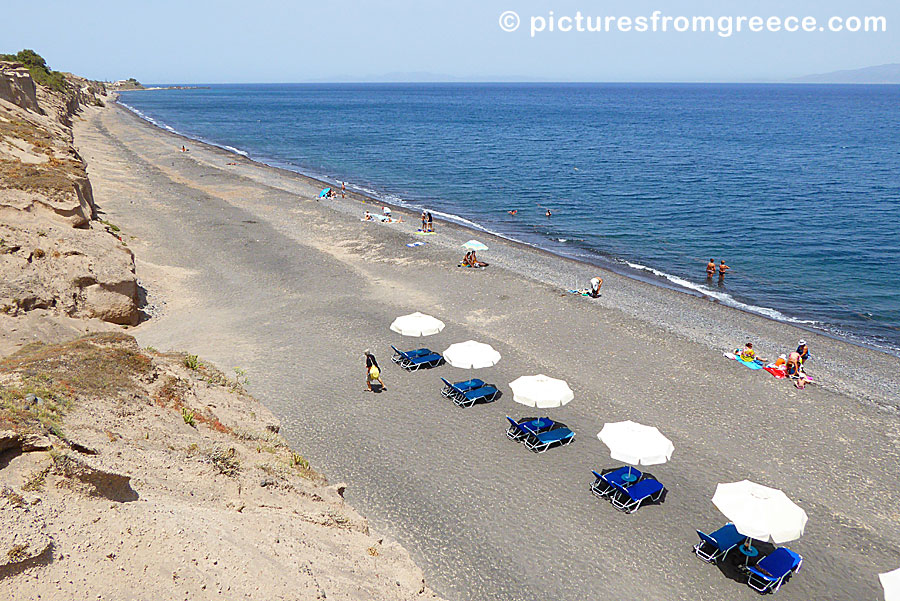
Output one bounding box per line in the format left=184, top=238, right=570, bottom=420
left=438, top=341, right=502, bottom=406
left=505, top=374, right=575, bottom=452
left=591, top=420, right=672, bottom=512
left=389, top=312, right=445, bottom=370
left=708, top=480, right=807, bottom=593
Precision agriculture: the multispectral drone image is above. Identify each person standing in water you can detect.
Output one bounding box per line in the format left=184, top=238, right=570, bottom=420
left=718, top=260, right=730, bottom=280
left=706, top=259, right=717, bottom=279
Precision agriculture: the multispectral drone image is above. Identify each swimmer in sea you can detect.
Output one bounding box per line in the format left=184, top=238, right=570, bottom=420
left=718, top=260, right=730, bottom=279
left=546, top=209, right=552, bottom=217
left=707, top=259, right=717, bottom=279
left=508, top=210, right=518, bottom=216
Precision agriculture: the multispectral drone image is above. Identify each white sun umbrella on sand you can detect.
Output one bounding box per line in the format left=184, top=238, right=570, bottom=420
left=597, top=421, right=674, bottom=483
left=462, top=240, right=489, bottom=251
left=509, top=374, right=574, bottom=409
left=712, top=480, right=808, bottom=557
left=390, top=312, right=445, bottom=337
left=881, top=567, right=900, bottom=601
left=443, top=340, right=501, bottom=369
left=882, top=568, right=900, bottom=601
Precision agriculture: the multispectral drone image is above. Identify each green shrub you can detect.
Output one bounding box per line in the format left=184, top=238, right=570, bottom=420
left=0, top=49, right=70, bottom=94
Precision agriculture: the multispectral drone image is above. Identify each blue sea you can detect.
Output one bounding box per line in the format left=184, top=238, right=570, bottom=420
left=118, top=84, right=900, bottom=355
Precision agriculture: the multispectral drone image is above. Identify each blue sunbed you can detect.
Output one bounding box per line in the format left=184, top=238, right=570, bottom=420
left=523, top=426, right=575, bottom=453
left=398, top=352, right=444, bottom=371
left=609, top=478, right=664, bottom=513
left=590, top=467, right=644, bottom=499
left=693, top=523, right=744, bottom=564
left=747, top=547, right=803, bottom=594
left=452, top=385, right=499, bottom=408
left=391, top=345, right=432, bottom=365
left=440, top=377, right=486, bottom=399
left=505, top=417, right=555, bottom=441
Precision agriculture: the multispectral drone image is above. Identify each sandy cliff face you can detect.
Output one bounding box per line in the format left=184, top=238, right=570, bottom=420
left=0, top=334, right=443, bottom=601
left=0, top=63, right=42, bottom=114
left=0, top=64, right=138, bottom=325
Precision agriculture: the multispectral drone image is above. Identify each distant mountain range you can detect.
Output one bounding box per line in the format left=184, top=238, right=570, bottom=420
left=788, top=63, right=900, bottom=84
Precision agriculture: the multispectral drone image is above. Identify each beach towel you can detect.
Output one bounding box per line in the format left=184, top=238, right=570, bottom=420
left=723, top=352, right=764, bottom=370
left=567, top=289, right=600, bottom=298
left=763, top=365, right=787, bottom=379
left=415, top=230, right=436, bottom=235
left=406, top=241, right=425, bottom=248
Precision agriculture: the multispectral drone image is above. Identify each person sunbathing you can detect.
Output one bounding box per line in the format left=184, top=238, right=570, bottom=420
left=470, top=251, right=488, bottom=268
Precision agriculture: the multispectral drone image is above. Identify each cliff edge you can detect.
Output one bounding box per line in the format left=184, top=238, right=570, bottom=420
left=0, top=53, right=140, bottom=327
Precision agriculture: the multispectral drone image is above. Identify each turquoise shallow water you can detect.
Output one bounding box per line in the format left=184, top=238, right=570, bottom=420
left=119, top=83, right=900, bottom=354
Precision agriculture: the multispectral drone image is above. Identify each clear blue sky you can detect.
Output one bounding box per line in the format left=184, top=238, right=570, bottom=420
left=4, top=0, right=897, bottom=83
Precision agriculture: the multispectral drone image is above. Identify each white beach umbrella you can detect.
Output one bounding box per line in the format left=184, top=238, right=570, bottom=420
left=462, top=240, right=489, bottom=251
left=712, top=480, right=808, bottom=546
left=881, top=567, right=900, bottom=601
left=597, top=421, right=674, bottom=466
left=390, top=312, right=445, bottom=337
left=443, top=340, right=501, bottom=369
left=509, top=374, right=574, bottom=409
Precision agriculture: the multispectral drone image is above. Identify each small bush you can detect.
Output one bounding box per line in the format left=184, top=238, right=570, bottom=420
left=183, top=354, right=200, bottom=370
left=181, top=407, right=195, bottom=427
left=290, top=452, right=309, bottom=470
left=207, top=447, right=239, bottom=477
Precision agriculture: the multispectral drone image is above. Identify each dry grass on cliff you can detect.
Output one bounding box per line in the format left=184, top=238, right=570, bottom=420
left=0, top=332, right=150, bottom=435
left=0, top=157, right=85, bottom=198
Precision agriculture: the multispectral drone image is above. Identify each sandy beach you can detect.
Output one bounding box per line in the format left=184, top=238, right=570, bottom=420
left=73, top=101, right=900, bottom=600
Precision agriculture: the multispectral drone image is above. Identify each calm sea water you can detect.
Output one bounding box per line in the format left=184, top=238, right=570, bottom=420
left=119, top=84, right=900, bottom=354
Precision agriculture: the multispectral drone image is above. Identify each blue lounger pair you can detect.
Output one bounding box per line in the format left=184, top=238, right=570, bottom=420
left=590, top=467, right=644, bottom=499
left=523, top=425, right=575, bottom=453
left=442, top=378, right=498, bottom=406
left=693, top=523, right=745, bottom=564
left=747, top=548, right=803, bottom=594
left=391, top=345, right=431, bottom=365
left=395, top=349, right=443, bottom=371
left=609, top=478, right=664, bottom=513
left=441, top=378, right=485, bottom=399
left=505, top=417, right=555, bottom=441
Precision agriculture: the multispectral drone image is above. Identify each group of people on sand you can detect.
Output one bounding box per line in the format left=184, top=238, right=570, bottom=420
left=706, top=258, right=730, bottom=281
left=738, top=339, right=812, bottom=389
left=460, top=251, right=488, bottom=268
left=420, top=211, right=434, bottom=233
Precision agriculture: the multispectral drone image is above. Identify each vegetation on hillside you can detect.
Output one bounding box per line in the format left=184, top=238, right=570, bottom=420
left=0, top=49, right=70, bottom=93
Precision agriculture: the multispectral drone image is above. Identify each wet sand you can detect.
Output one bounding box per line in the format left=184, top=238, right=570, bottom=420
left=74, top=102, right=900, bottom=601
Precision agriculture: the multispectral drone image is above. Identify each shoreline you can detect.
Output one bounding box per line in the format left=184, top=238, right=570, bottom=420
left=113, top=95, right=900, bottom=361
left=114, top=94, right=900, bottom=358
left=109, top=99, right=900, bottom=411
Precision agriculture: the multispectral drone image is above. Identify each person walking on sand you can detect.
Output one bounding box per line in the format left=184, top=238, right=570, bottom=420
left=718, top=260, right=730, bottom=279
left=706, top=259, right=717, bottom=279
left=364, top=350, right=385, bottom=392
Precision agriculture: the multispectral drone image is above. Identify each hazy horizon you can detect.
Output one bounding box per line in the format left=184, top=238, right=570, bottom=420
left=4, top=0, right=898, bottom=84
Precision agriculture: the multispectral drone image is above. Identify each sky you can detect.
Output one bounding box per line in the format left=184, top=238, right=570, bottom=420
left=4, top=0, right=898, bottom=83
